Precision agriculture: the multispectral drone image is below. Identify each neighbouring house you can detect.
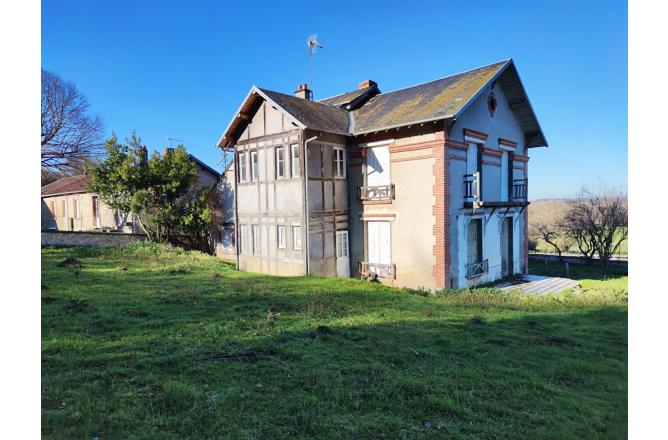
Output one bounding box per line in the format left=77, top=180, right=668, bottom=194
left=213, top=157, right=236, bottom=261
left=41, top=151, right=226, bottom=251
left=216, top=59, right=547, bottom=290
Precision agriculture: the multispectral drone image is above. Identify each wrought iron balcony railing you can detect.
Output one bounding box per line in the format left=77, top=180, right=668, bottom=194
left=359, top=261, right=396, bottom=279
left=466, top=259, right=488, bottom=279
left=513, top=178, right=528, bottom=202
left=464, top=172, right=481, bottom=203
left=358, top=184, right=395, bottom=201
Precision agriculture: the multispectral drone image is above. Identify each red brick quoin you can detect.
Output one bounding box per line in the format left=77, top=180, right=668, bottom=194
left=432, top=129, right=450, bottom=290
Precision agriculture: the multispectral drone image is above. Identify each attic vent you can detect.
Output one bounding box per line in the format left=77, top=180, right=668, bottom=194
left=488, top=92, right=497, bottom=118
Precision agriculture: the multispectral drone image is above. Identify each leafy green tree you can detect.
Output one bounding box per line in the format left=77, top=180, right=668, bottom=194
left=88, top=132, right=212, bottom=247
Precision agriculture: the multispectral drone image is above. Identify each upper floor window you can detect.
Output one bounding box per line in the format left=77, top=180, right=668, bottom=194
left=275, top=146, right=285, bottom=179
left=238, top=152, right=247, bottom=182
left=291, top=144, right=300, bottom=177
left=250, top=151, right=259, bottom=181
left=333, top=147, right=346, bottom=178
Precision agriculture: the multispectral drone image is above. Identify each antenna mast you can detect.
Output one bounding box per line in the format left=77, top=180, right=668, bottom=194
left=306, top=34, right=323, bottom=94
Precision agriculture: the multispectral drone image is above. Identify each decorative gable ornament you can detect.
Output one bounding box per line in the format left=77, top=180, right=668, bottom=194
left=487, top=92, right=497, bottom=118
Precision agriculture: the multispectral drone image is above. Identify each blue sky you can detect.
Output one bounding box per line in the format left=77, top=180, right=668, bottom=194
left=42, top=0, right=627, bottom=199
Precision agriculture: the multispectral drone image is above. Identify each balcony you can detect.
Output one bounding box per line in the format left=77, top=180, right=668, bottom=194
left=466, top=259, right=488, bottom=279
left=463, top=174, right=529, bottom=208
left=359, top=261, right=396, bottom=279
left=358, top=184, right=395, bottom=202
left=513, top=178, right=528, bottom=202
left=464, top=172, right=481, bottom=205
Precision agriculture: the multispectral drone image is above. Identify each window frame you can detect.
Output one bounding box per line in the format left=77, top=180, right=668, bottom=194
left=250, top=151, right=259, bottom=182
left=336, top=230, right=349, bottom=257
left=277, top=225, right=286, bottom=249
left=275, top=146, right=285, bottom=180
left=290, top=144, right=300, bottom=178
left=239, top=224, right=248, bottom=255
left=333, top=146, right=346, bottom=178
left=292, top=225, right=302, bottom=250
left=252, top=224, right=261, bottom=255
left=238, top=152, right=247, bottom=182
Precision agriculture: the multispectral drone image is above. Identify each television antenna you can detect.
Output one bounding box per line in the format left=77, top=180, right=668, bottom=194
left=165, top=136, right=184, bottom=148
left=306, top=34, right=323, bottom=93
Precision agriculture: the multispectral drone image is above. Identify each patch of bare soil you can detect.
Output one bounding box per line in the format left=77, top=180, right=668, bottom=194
left=63, top=299, right=91, bottom=314
left=56, top=257, right=83, bottom=269
left=200, top=348, right=278, bottom=362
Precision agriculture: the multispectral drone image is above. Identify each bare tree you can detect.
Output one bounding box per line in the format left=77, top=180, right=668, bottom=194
left=530, top=222, right=572, bottom=261
left=41, top=69, right=103, bottom=175
left=563, top=185, right=628, bottom=267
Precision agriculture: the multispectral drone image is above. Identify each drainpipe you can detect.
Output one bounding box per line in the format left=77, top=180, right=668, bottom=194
left=232, top=146, right=240, bottom=271
left=303, top=132, right=321, bottom=275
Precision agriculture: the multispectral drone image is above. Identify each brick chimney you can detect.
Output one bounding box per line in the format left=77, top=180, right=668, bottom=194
left=163, top=147, right=175, bottom=156
left=358, top=79, right=377, bottom=90
left=294, top=83, right=313, bottom=100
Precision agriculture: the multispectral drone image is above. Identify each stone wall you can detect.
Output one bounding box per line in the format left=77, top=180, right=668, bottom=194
left=42, top=231, right=147, bottom=247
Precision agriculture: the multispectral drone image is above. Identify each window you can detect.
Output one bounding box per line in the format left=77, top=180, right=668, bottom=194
left=467, top=219, right=483, bottom=265
left=238, top=152, right=247, bottom=182
left=290, top=144, right=300, bottom=177
left=275, top=147, right=285, bottom=179
left=336, top=231, right=348, bottom=257
left=74, top=199, right=81, bottom=219
left=239, top=225, right=248, bottom=254
left=333, top=147, right=346, bottom=178
left=252, top=225, right=261, bottom=254
left=292, top=225, right=302, bottom=250
left=250, top=151, right=259, bottom=181
left=92, top=196, right=100, bottom=226
left=221, top=226, right=234, bottom=250
left=51, top=201, right=56, bottom=215
left=62, top=199, right=68, bottom=218
left=277, top=225, right=286, bottom=249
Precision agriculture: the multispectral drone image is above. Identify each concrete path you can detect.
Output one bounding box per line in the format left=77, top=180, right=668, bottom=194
left=495, top=275, right=580, bottom=295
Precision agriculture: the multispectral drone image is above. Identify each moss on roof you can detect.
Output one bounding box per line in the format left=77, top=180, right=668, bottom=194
left=351, top=61, right=507, bottom=134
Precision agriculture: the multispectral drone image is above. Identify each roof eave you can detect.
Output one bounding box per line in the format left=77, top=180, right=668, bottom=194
left=352, top=115, right=453, bottom=136
left=216, top=86, right=308, bottom=148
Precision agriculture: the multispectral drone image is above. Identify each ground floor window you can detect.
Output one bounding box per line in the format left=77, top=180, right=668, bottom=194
left=336, top=230, right=349, bottom=257
left=252, top=225, right=261, bottom=255
left=292, top=225, right=302, bottom=250
left=466, top=218, right=487, bottom=278
left=277, top=225, right=286, bottom=249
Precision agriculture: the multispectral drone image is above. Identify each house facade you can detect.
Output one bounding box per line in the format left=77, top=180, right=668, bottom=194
left=217, top=59, right=546, bottom=290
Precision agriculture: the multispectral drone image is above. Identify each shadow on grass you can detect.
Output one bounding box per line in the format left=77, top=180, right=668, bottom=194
left=42, top=308, right=627, bottom=439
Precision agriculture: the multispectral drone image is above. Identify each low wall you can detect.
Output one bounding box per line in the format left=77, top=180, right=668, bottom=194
left=529, top=253, right=628, bottom=268
left=42, top=231, right=147, bottom=247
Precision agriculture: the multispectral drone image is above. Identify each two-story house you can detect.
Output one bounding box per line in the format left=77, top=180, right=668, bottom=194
left=217, top=59, right=547, bottom=290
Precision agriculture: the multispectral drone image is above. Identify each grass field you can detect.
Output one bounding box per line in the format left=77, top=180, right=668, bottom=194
left=42, top=243, right=627, bottom=439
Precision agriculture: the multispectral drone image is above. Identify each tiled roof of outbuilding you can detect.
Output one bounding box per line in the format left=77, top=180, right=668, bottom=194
left=41, top=175, right=92, bottom=197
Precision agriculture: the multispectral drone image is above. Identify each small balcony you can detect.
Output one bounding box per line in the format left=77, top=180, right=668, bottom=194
left=359, top=261, right=396, bottom=279
left=513, top=178, right=528, bottom=202
left=466, top=259, right=488, bottom=279
left=464, top=172, right=481, bottom=204
left=358, top=184, right=395, bottom=202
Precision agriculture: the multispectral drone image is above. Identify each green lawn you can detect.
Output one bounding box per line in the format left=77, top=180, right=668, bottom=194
left=42, top=243, right=627, bottom=439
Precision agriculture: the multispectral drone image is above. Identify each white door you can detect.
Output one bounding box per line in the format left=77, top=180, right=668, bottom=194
left=336, top=230, right=350, bottom=277
left=367, top=221, right=391, bottom=272
left=366, top=146, right=390, bottom=187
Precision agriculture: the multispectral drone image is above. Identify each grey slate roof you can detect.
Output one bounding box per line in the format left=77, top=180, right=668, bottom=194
left=218, top=59, right=547, bottom=148
left=350, top=60, right=508, bottom=134
left=259, top=89, right=351, bottom=135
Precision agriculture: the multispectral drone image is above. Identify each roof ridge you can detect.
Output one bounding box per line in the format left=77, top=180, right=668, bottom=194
left=371, top=59, right=510, bottom=97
